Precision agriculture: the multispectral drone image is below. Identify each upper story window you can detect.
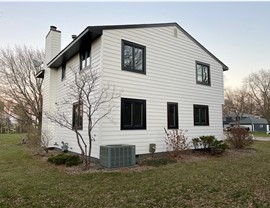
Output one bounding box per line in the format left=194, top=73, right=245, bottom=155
left=196, top=61, right=210, bottom=86
left=121, top=98, right=146, bottom=130
left=61, top=62, right=66, bottom=81
left=194, top=104, right=209, bottom=126
left=122, top=40, right=146, bottom=74
left=167, top=102, right=179, bottom=129
left=72, top=101, right=83, bottom=130
left=80, top=47, right=91, bottom=70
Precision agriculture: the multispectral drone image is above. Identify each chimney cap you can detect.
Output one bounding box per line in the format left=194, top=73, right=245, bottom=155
left=72, top=34, right=77, bottom=40
left=50, top=26, right=57, bottom=31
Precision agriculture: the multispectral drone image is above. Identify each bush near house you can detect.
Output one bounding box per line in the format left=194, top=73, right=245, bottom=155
left=164, top=128, right=189, bottom=159
left=48, top=153, right=81, bottom=166
left=226, top=128, right=253, bottom=149
left=192, top=136, right=228, bottom=155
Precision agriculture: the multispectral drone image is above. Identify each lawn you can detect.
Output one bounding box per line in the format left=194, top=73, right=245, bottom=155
left=1, top=134, right=270, bottom=207
left=251, top=131, right=270, bottom=137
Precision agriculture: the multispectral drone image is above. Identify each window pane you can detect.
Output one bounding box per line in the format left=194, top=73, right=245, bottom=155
left=86, top=50, right=90, bottom=67
left=202, top=66, right=209, bottom=83
left=133, top=103, right=143, bottom=126
left=194, top=107, right=200, bottom=124
left=123, top=102, right=132, bottom=126
left=197, top=64, right=202, bottom=82
left=62, top=64, right=66, bottom=80
left=124, top=45, right=133, bottom=69
left=134, top=48, right=143, bottom=71
left=79, top=103, right=83, bottom=128
left=200, top=108, right=207, bottom=124
left=168, top=105, right=176, bottom=127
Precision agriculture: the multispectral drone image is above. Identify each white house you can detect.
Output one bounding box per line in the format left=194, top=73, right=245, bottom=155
left=40, top=23, right=228, bottom=159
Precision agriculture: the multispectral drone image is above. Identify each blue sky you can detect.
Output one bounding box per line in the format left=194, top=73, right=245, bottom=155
left=0, top=2, right=269, bottom=88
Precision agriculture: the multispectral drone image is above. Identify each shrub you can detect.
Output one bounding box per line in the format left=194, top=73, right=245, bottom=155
left=226, top=128, right=253, bottom=149
left=65, top=155, right=81, bottom=167
left=192, top=136, right=228, bottom=155
left=48, top=153, right=81, bottom=166
left=199, top=136, right=215, bottom=150
left=191, top=138, right=201, bottom=150
left=164, top=128, right=189, bottom=159
left=211, top=139, right=229, bottom=155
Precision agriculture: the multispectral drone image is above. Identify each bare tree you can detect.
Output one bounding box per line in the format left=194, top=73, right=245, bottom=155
left=244, top=69, right=270, bottom=123
left=0, top=46, right=44, bottom=136
left=224, top=87, right=250, bottom=126
left=46, top=68, right=120, bottom=169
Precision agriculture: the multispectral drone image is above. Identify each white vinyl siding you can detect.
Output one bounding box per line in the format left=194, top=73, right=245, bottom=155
left=48, top=38, right=102, bottom=157
left=99, top=26, right=224, bottom=156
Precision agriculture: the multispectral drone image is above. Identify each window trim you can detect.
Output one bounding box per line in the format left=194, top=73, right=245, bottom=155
left=195, top=61, right=211, bottom=86
left=121, top=39, right=146, bottom=74
left=80, top=47, right=91, bottom=71
left=167, top=102, right=179, bottom=129
left=61, top=62, right=66, bottom=81
left=193, top=104, right=209, bottom=126
left=72, top=101, right=83, bottom=130
left=121, top=98, right=146, bottom=130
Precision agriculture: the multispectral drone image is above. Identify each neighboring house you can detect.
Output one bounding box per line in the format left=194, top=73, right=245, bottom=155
left=40, top=23, right=228, bottom=159
left=223, top=112, right=269, bottom=132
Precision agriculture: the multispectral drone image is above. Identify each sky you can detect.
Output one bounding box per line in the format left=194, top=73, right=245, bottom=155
left=0, top=1, right=269, bottom=88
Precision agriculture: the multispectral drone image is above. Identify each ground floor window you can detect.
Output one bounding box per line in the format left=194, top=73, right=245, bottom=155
left=72, top=102, right=83, bottom=130
left=194, top=104, right=209, bottom=126
left=167, top=102, right=179, bottom=129
left=121, top=98, right=146, bottom=130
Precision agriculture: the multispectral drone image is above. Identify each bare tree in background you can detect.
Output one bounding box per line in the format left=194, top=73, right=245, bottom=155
left=224, top=87, right=250, bottom=127
left=244, top=69, right=270, bottom=123
left=0, top=46, right=44, bottom=137
left=46, top=68, right=120, bottom=169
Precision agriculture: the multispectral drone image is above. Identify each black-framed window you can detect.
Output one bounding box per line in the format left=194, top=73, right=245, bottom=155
left=194, top=105, right=209, bottom=126
left=121, top=98, right=146, bottom=130
left=122, top=40, right=146, bottom=74
left=72, top=102, right=83, bottom=130
left=61, top=62, right=66, bottom=80
left=167, top=102, right=179, bottom=129
left=80, top=48, right=91, bottom=70
left=196, top=61, right=210, bottom=86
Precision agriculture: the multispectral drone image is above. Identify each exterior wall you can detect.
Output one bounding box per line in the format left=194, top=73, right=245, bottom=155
left=99, top=26, right=225, bottom=156
left=48, top=38, right=102, bottom=157
left=254, top=124, right=267, bottom=132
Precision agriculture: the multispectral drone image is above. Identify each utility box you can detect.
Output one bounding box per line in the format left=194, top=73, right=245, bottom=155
left=100, top=145, right=136, bottom=168
left=149, top=143, right=156, bottom=153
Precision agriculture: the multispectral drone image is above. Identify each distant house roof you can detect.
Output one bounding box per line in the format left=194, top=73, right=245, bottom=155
left=240, top=117, right=268, bottom=125
left=226, top=112, right=252, bottom=118
left=223, top=116, right=235, bottom=124
left=47, top=22, right=229, bottom=71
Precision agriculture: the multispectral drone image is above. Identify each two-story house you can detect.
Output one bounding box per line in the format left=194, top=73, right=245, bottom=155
left=40, top=23, right=228, bottom=159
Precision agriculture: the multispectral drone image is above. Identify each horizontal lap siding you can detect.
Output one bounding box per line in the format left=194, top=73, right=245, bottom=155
left=100, top=26, right=224, bottom=155
left=51, top=38, right=102, bottom=158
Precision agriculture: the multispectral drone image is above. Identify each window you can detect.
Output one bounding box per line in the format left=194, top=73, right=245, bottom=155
left=80, top=48, right=91, bottom=70
left=61, top=62, right=66, bottom=80
left=72, top=102, right=83, bottom=130
left=194, top=105, right=209, bottom=126
left=122, top=40, right=146, bottom=74
left=196, top=61, right=210, bottom=85
left=167, top=102, right=179, bottom=129
left=121, top=98, right=146, bottom=130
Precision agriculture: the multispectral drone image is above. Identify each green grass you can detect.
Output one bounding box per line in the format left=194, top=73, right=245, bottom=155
left=1, top=134, right=270, bottom=207
left=251, top=131, right=270, bottom=137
